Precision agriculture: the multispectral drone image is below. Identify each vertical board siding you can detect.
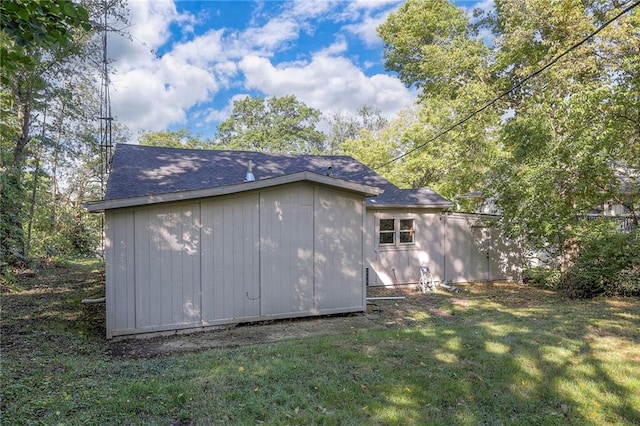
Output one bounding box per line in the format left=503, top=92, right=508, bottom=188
left=201, top=193, right=260, bottom=322
left=260, top=184, right=314, bottom=316
left=105, top=211, right=136, bottom=337
left=314, top=188, right=364, bottom=310
left=443, top=215, right=496, bottom=283
left=106, top=183, right=369, bottom=338
left=131, top=203, right=202, bottom=331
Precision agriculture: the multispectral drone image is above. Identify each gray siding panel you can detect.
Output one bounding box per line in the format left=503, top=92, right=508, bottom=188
left=260, top=184, right=315, bottom=316
left=129, top=203, right=202, bottom=331
left=314, top=188, right=364, bottom=310
left=201, top=194, right=260, bottom=322
left=444, top=215, right=489, bottom=283
left=105, top=210, right=136, bottom=337
left=105, top=183, right=368, bottom=338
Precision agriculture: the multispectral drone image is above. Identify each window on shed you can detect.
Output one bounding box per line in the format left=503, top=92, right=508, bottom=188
left=379, top=218, right=415, bottom=247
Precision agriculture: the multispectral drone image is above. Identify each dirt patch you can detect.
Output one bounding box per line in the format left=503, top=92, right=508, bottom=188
left=109, top=313, right=387, bottom=358
left=109, top=285, right=458, bottom=358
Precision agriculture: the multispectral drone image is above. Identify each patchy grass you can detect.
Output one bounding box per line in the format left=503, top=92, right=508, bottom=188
left=1, top=260, right=639, bottom=425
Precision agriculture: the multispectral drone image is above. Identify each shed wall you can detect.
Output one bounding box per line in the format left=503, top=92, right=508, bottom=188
left=365, top=211, right=521, bottom=286
left=105, top=203, right=203, bottom=338
left=259, top=185, right=315, bottom=316
left=104, top=183, right=366, bottom=338
left=314, top=187, right=365, bottom=311
left=365, top=209, right=445, bottom=285
left=200, top=193, right=260, bottom=322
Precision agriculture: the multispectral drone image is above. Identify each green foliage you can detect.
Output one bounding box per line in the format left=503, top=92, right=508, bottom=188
left=0, top=168, right=27, bottom=270
left=522, top=267, right=562, bottom=289
left=378, top=0, right=487, bottom=99
left=216, top=95, right=325, bottom=154
left=28, top=207, right=101, bottom=258
left=559, top=223, right=640, bottom=299
left=137, top=129, right=213, bottom=149
left=376, top=0, right=640, bottom=274
left=324, top=105, right=388, bottom=154
left=0, top=0, right=91, bottom=81
left=1, top=0, right=123, bottom=272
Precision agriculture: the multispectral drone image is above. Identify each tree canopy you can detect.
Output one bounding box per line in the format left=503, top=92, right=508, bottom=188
left=1, top=0, right=127, bottom=271
left=216, top=95, right=325, bottom=154
left=0, top=0, right=92, bottom=82
left=138, top=129, right=213, bottom=149
left=353, top=0, right=640, bottom=262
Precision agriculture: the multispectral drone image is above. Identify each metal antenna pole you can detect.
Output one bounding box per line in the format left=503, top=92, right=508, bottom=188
left=99, top=0, right=113, bottom=197
left=97, top=0, right=113, bottom=264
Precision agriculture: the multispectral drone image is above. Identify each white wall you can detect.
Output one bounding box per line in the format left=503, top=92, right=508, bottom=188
left=366, top=211, right=521, bottom=286
left=365, top=208, right=445, bottom=285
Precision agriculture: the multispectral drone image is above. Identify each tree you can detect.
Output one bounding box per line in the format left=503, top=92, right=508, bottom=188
left=324, top=106, right=388, bottom=154
left=216, top=95, right=325, bottom=154
left=377, top=0, right=490, bottom=101
left=1, top=0, right=94, bottom=268
left=0, top=0, right=92, bottom=83
left=375, top=0, right=639, bottom=269
left=1, top=0, right=128, bottom=271
left=361, top=0, right=501, bottom=206
left=484, top=0, right=640, bottom=258
left=138, top=129, right=213, bottom=149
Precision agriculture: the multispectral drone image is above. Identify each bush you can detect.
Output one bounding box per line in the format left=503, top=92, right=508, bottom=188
left=522, top=267, right=561, bottom=289
left=558, top=223, right=639, bottom=299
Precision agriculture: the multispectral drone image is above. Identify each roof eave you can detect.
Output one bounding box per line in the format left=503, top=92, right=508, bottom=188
left=85, top=171, right=382, bottom=212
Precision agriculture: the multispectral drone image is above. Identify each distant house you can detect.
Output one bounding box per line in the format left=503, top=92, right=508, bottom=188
left=87, top=144, right=520, bottom=338
left=466, top=167, right=639, bottom=233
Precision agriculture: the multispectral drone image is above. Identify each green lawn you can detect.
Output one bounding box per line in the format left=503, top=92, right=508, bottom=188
left=1, top=258, right=639, bottom=425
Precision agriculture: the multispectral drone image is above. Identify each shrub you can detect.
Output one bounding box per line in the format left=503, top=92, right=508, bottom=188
left=558, top=222, right=639, bottom=299
left=522, top=267, right=561, bottom=289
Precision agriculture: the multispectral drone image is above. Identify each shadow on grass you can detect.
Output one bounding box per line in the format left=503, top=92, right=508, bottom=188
left=1, top=262, right=639, bottom=425
left=360, top=287, right=640, bottom=424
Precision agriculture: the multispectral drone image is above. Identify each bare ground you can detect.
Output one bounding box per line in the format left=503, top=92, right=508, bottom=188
left=108, top=284, right=489, bottom=358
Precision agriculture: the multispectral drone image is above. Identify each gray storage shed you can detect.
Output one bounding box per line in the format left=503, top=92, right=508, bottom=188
left=87, top=145, right=381, bottom=338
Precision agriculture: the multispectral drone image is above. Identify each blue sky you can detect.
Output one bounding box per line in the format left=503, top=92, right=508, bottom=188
left=107, top=0, right=491, bottom=142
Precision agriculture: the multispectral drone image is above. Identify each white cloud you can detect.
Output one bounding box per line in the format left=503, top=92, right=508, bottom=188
left=343, top=12, right=389, bottom=47
left=106, top=0, right=415, bottom=140
left=170, top=29, right=225, bottom=66
left=240, top=16, right=300, bottom=52
left=108, top=1, right=221, bottom=137
left=317, top=37, right=349, bottom=56
left=290, top=0, right=334, bottom=18
left=238, top=53, right=414, bottom=119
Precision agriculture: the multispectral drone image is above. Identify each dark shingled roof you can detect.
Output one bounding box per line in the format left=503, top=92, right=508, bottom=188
left=104, top=144, right=451, bottom=208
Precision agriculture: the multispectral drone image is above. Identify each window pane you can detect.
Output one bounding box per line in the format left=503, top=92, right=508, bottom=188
left=380, top=219, right=395, bottom=231
left=399, top=232, right=414, bottom=244
left=399, top=219, right=414, bottom=244
left=400, top=219, right=413, bottom=231
left=380, top=232, right=394, bottom=245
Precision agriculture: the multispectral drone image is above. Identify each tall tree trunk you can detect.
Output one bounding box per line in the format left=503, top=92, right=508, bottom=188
left=1, top=78, right=35, bottom=268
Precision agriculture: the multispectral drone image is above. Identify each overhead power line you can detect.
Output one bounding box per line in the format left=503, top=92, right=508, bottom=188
left=363, top=0, right=640, bottom=174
